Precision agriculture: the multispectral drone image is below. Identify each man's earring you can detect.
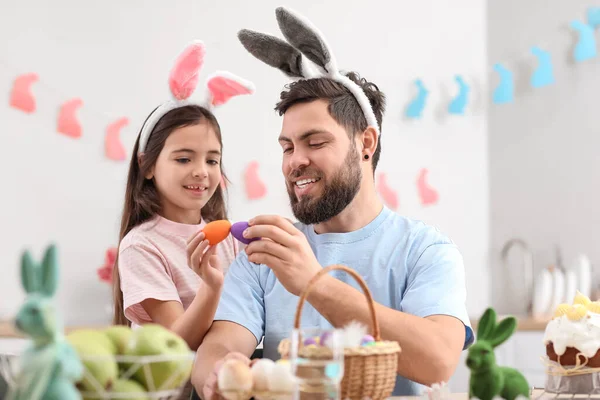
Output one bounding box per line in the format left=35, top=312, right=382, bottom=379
left=364, top=154, right=370, bottom=160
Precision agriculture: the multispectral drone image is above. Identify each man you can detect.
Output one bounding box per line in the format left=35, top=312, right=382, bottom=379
left=191, top=70, right=473, bottom=398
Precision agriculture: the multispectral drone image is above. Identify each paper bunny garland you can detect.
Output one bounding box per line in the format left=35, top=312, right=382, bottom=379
left=237, top=7, right=380, bottom=136
left=138, top=40, right=255, bottom=154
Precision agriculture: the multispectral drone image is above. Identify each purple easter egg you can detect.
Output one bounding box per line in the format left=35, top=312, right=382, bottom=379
left=361, top=335, right=375, bottom=346
left=303, top=337, right=317, bottom=346
left=319, top=331, right=332, bottom=347
left=231, top=221, right=259, bottom=245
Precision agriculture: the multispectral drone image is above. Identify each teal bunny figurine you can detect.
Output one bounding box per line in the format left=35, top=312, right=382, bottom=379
left=466, top=308, right=530, bottom=400
left=7, top=244, right=83, bottom=400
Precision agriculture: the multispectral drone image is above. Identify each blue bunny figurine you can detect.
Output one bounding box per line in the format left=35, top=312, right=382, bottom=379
left=6, top=244, right=83, bottom=400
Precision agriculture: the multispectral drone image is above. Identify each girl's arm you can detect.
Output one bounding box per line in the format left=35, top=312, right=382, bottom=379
left=141, top=240, right=224, bottom=350
left=140, top=280, right=222, bottom=351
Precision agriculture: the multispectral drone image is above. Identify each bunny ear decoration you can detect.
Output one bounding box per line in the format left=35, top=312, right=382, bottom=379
left=168, top=40, right=206, bottom=101
left=21, top=250, right=39, bottom=294
left=19, top=245, right=59, bottom=296
left=488, top=316, right=517, bottom=348
left=275, top=7, right=337, bottom=75
left=476, top=307, right=496, bottom=341
left=40, top=244, right=59, bottom=297
left=237, top=29, right=318, bottom=79
left=206, top=71, right=255, bottom=107
left=237, top=7, right=380, bottom=136
left=138, top=41, right=205, bottom=154
left=138, top=40, right=255, bottom=154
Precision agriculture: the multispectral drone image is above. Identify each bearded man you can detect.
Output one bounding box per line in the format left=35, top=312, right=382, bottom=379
left=191, top=71, right=473, bottom=398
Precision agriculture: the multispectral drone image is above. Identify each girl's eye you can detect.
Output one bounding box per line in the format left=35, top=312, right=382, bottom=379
left=283, top=147, right=293, bottom=154
left=208, top=160, right=220, bottom=166
left=176, top=158, right=191, bottom=164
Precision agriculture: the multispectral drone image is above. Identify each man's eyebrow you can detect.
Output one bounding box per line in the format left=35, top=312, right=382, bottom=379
left=278, top=129, right=332, bottom=142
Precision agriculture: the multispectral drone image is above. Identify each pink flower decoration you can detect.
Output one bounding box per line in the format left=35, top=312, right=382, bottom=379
left=97, top=247, right=117, bottom=284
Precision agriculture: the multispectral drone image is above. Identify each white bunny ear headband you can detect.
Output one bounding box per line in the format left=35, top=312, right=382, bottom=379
left=138, top=40, right=255, bottom=154
left=237, top=6, right=380, bottom=136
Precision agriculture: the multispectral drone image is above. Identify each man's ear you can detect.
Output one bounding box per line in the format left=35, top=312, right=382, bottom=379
left=360, top=126, right=378, bottom=158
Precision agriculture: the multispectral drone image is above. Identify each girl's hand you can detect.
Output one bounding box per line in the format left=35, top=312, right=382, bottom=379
left=187, top=231, right=224, bottom=290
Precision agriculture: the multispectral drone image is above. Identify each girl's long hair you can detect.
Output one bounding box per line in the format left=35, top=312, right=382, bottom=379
left=112, top=105, right=228, bottom=326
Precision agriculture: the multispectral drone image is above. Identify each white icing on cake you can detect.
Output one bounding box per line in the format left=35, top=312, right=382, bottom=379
left=544, top=312, right=600, bottom=358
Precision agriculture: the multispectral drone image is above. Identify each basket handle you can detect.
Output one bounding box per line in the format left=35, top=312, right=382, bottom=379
left=293, top=264, right=381, bottom=340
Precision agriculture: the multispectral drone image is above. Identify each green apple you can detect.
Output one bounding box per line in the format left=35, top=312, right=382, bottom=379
left=81, top=379, right=148, bottom=400
left=124, top=324, right=193, bottom=391
left=68, top=329, right=116, bottom=354
left=104, top=325, right=133, bottom=355
left=67, top=329, right=118, bottom=393
left=111, top=379, right=149, bottom=399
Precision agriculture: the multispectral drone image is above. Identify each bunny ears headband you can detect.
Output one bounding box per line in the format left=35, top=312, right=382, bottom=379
left=237, top=7, right=380, bottom=136
left=138, top=41, right=255, bottom=154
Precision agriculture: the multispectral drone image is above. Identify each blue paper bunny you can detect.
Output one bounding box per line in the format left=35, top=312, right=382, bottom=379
left=7, top=244, right=83, bottom=400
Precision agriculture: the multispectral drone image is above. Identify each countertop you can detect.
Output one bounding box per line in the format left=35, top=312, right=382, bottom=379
left=0, top=320, right=106, bottom=338
left=391, top=389, right=546, bottom=399
left=0, top=315, right=551, bottom=338
left=471, top=314, right=550, bottom=331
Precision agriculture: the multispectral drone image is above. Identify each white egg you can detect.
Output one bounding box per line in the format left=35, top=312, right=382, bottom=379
left=251, top=358, right=275, bottom=391
left=268, top=360, right=297, bottom=393
left=217, top=359, right=253, bottom=399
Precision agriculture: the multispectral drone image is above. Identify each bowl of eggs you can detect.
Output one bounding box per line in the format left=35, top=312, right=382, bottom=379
left=217, top=358, right=296, bottom=400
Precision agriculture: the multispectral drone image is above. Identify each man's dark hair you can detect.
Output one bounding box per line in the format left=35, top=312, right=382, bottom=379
left=274, top=72, right=386, bottom=171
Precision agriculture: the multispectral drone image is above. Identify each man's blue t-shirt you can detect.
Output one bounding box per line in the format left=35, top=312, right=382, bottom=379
left=214, top=206, right=474, bottom=395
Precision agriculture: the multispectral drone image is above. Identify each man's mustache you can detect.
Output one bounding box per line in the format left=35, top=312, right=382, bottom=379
left=288, top=168, right=322, bottom=180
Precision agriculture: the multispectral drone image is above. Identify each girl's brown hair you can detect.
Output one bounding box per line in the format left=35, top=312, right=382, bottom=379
left=112, top=105, right=228, bottom=326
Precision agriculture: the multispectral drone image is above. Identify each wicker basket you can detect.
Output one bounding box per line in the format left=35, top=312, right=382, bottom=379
left=278, top=264, right=401, bottom=400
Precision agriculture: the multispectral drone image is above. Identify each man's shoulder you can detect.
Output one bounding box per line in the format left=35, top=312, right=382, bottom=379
left=293, top=220, right=305, bottom=230
left=382, top=210, right=455, bottom=248
left=290, top=209, right=454, bottom=248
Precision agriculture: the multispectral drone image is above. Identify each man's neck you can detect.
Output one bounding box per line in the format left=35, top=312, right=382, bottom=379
left=313, top=184, right=383, bottom=234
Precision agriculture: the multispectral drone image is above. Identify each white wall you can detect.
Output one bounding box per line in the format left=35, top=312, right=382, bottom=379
left=0, top=0, right=489, bottom=326
left=488, top=0, right=600, bottom=315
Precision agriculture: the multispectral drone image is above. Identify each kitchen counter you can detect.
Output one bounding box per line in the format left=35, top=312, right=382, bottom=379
left=0, top=320, right=106, bottom=338
left=392, top=389, right=546, bottom=399
left=471, top=315, right=550, bottom=332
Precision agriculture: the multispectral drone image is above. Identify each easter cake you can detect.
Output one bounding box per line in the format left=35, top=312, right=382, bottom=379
left=543, top=291, right=600, bottom=393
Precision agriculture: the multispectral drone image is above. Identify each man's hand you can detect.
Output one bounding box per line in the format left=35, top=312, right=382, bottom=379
left=202, top=352, right=252, bottom=400
left=243, top=215, right=322, bottom=296
left=187, top=230, right=224, bottom=290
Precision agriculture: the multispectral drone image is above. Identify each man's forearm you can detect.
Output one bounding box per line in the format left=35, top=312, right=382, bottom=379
left=191, top=322, right=259, bottom=399
left=191, top=341, right=231, bottom=398
left=306, top=274, right=464, bottom=386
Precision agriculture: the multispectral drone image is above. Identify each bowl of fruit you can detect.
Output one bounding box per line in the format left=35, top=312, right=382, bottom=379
left=1, top=323, right=195, bottom=400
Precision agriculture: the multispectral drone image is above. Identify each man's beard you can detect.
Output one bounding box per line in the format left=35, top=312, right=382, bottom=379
left=286, top=145, right=362, bottom=225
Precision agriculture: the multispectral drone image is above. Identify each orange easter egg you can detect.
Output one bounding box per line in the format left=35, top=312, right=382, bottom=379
left=202, top=220, right=232, bottom=245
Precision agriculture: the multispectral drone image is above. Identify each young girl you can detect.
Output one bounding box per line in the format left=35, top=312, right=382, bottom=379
left=111, top=40, right=254, bottom=351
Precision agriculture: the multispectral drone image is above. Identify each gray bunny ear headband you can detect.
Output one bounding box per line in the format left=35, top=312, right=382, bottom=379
left=238, top=6, right=380, bottom=136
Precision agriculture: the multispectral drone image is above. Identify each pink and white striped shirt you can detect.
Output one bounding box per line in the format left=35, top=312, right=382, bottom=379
left=118, top=214, right=241, bottom=326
